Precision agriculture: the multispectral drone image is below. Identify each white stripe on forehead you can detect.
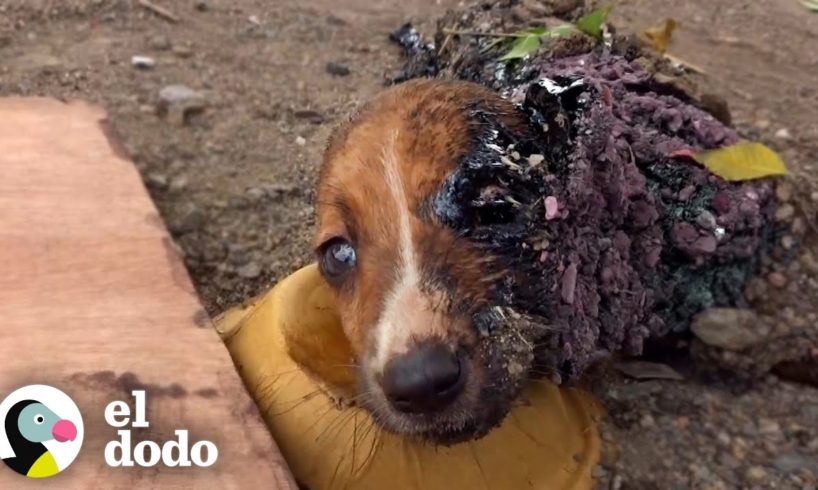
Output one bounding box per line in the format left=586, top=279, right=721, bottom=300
left=372, top=130, right=421, bottom=371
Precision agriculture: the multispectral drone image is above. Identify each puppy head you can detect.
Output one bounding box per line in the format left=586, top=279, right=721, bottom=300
left=314, top=80, right=543, bottom=443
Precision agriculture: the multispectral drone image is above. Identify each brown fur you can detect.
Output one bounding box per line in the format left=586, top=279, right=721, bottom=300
left=315, top=79, right=532, bottom=440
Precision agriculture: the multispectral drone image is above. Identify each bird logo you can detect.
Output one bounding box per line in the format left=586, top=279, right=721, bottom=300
left=0, top=385, right=83, bottom=478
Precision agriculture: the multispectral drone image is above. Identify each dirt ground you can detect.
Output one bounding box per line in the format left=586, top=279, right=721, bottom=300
left=2, top=0, right=817, bottom=488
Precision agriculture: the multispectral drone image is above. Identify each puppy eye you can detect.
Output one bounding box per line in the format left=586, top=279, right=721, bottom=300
left=319, top=238, right=357, bottom=284
left=34, top=414, right=44, bottom=425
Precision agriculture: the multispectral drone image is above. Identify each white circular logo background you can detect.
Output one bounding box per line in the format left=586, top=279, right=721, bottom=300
left=0, top=385, right=84, bottom=477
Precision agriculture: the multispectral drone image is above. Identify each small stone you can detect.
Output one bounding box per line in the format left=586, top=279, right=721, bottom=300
left=811, top=191, right=818, bottom=203
left=246, top=187, right=266, bottom=200
left=781, top=235, right=795, bottom=250
left=775, top=451, right=818, bottom=474
left=170, top=208, right=205, bottom=234
left=172, top=45, right=194, bottom=58
left=716, top=431, right=731, bottom=446
left=146, top=172, right=168, bottom=189
left=775, top=203, right=795, bottom=222
left=131, top=55, right=156, bottom=69
left=169, top=175, right=189, bottom=192
left=248, top=15, right=261, bottom=26
left=767, top=271, right=787, bottom=288
left=194, top=0, right=209, bottom=11
left=528, top=154, right=545, bottom=167
left=237, top=262, right=262, bottom=279
left=758, top=418, right=781, bottom=436
left=696, top=210, right=717, bottom=230
left=775, top=128, right=792, bottom=140
left=159, top=85, right=207, bottom=126
left=295, top=136, right=306, bottom=146
left=639, top=414, right=655, bottom=428
left=746, top=466, right=767, bottom=483
left=326, top=62, right=351, bottom=77
left=148, top=33, right=172, bottom=50
left=776, top=182, right=793, bottom=202
left=792, top=217, right=807, bottom=234
left=691, top=308, right=769, bottom=350
left=544, top=196, right=559, bottom=220
left=550, top=0, right=583, bottom=15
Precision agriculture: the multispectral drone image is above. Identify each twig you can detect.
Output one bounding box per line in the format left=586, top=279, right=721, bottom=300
left=138, top=0, right=180, bottom=23
left=441, top=28, right=525, bottom=38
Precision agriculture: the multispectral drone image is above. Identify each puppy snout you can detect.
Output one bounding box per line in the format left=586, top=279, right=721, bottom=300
left=380, top=342, right=465, bottom=414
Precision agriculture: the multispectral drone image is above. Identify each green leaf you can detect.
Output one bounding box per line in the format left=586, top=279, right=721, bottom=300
left=803, top=0, right=818, bottom=12
left=499, top=34, right=542, bottom=61
left=547, top=24, right=579, bottom=38
left=576, top=6, right=612, bottom=40
left=694, top=142, right=788, bottom=181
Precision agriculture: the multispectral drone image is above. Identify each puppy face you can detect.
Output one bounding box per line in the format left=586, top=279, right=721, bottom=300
left=315, top=80, right=541, bottom=443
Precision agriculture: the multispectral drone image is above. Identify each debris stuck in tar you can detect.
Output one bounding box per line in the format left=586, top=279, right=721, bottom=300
left=392, top=7, right=777, bottom=381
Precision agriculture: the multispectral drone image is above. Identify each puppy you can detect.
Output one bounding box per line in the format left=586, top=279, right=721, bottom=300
left=314, top=79, right=538, bottom=443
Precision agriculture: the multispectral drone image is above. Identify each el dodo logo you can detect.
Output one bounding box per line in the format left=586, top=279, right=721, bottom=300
left=0, top=385, right=83, bottom=478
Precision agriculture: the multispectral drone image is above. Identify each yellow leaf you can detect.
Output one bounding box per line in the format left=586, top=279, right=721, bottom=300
left=643, top=18, right=677, bottom=54
left=695, top=142, right=788, bottom=181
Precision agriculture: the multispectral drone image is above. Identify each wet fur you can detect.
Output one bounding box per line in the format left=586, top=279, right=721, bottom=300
left=316, top=79, right=538, bottom=442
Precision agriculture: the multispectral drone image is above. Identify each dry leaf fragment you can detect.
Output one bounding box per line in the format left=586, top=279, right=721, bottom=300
left=694, top=141, right=788, bottom=181
left=642, top=18, right=677, bottom=54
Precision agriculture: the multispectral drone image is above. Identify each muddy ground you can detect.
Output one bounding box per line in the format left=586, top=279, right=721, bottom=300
left=2, top=0, right=817, bottom=488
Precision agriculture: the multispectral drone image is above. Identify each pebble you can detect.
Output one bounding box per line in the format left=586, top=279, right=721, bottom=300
left=767, top=271, right=787, bottom=288
left=758, top=418, right=781, bottom=436
left=195, top=0, right=209, bottom=11
left=774, top=452, right=818, bottom=474
left=146, top=172, right=168, bottom=189
left=812, top=191, right=818, bottom=203
left=781, top=235, right=795, bottom=250
left=170, top=208, right=205, bottom=234
left=159, top=85, right=207, bottom=126
left=237, top=262, right=262, bottom=279
left=131, top=55, right=156, bottom=69
left=775, top=128, right=792, bottom=140
left=776, top=182, right=793, bottom=202
left=691, top=308, right=769, bottom=350
left=169, top=175, right=189, bottom=192
left=528, top=154, right=545, bottom=167
left=746, top=466, right=767, bottom=483
left=326, top=62, right=351, bottom=77
left=775, top=204, right=795, bottom=222
left=246, top=187, right=266, bottom=200
left=295, top=136, right=306, bottom=146
left=696, top=210, right=717, bottom=230
left=544, top=196, right=559, bottom=220
left=148, top=34, right=171, bottom=51
left=172, top=45, right=194, bottom=58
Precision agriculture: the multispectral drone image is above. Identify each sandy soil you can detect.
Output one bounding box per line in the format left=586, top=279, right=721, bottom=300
left=2, top=0, right=817, bottom=488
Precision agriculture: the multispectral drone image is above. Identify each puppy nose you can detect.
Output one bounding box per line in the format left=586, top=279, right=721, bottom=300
left=381, top=343, right=465, bottom=414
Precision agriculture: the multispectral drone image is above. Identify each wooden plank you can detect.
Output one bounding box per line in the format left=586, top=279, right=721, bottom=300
left=0, top=97, right=297, bottom=489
